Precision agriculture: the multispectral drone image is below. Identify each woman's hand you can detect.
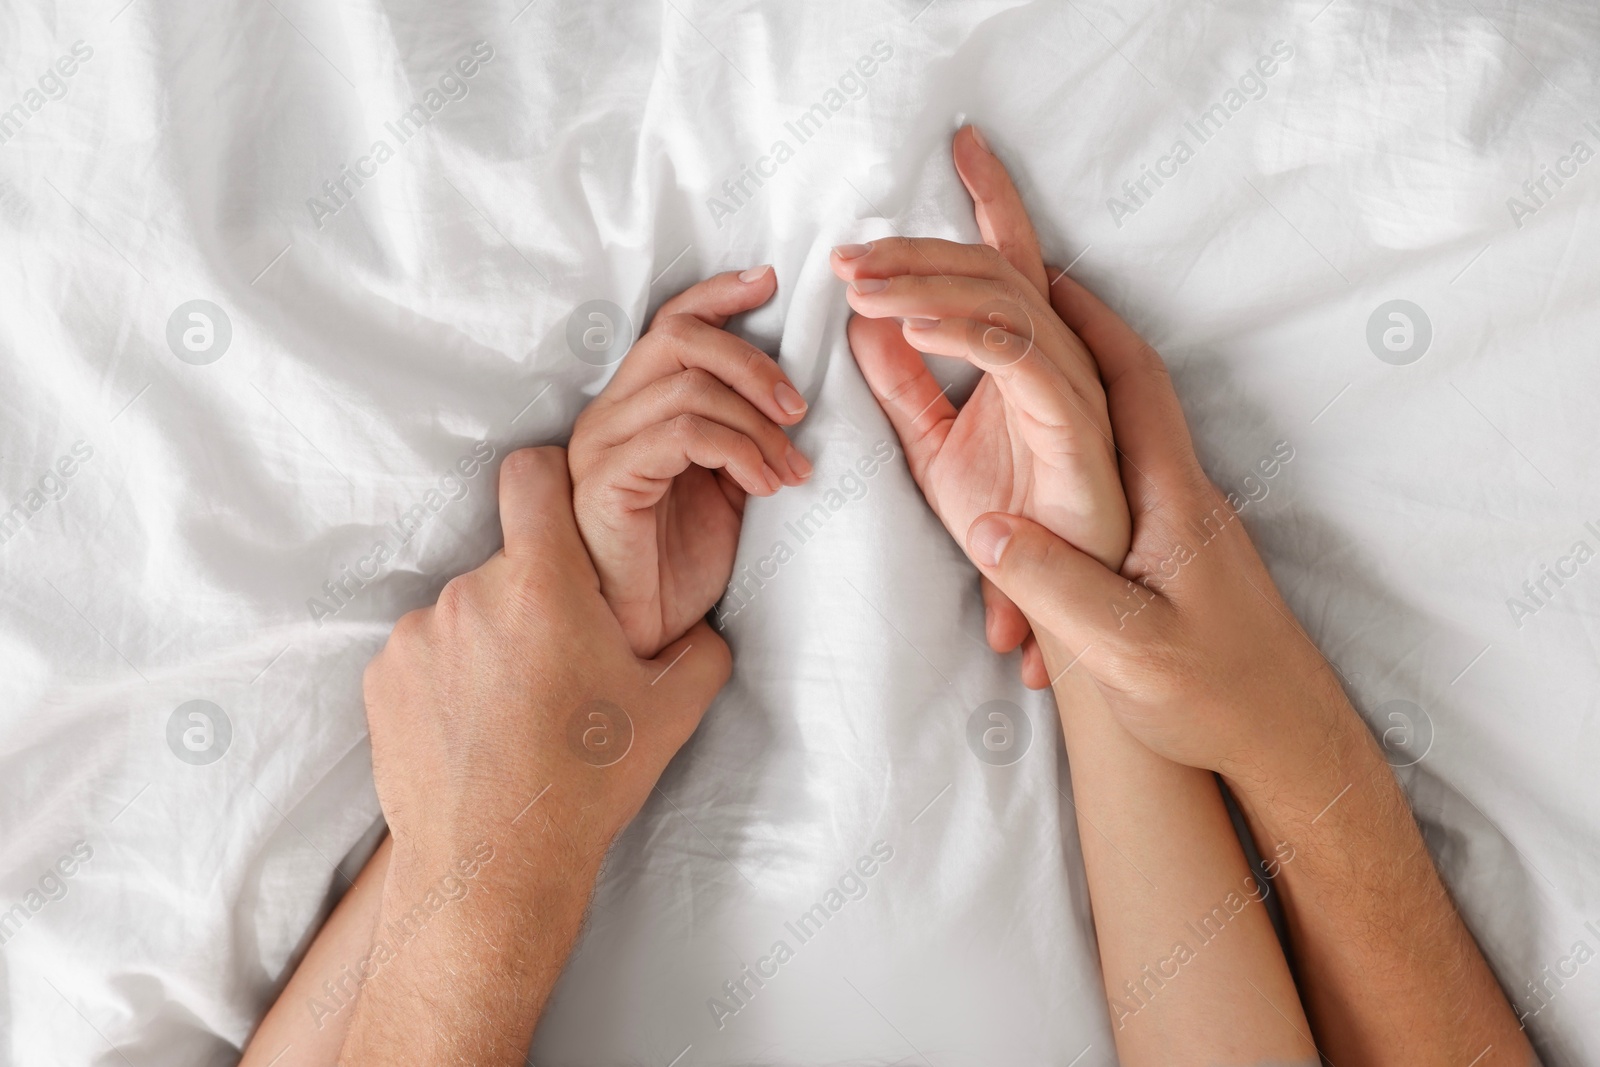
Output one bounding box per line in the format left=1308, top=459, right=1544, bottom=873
left=953, top=264, right=1346, bottom=777
left=835, top=127, right=1130, bottom=687
left=568, top=267, right=811, bottom=657
left=956, top=259, right=1533, bottom=1067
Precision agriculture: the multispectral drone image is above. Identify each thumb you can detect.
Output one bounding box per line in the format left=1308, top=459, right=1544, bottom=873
left=639, top=618, right=733, bottom=742
left=966, top=512, right=1163, bottom=651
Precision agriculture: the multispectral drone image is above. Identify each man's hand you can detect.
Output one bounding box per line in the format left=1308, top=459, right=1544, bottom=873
left=568, top=266, right=810, bottom=658
left=958, top=272, right=1342, bottom=779
left=835, top=126, right=1130, bottom=688
left=342, top=446, right=731, bottom=1065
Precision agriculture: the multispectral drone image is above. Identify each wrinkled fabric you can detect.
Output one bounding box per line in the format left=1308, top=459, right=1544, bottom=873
left=1, top=0, right=1597, bottom=1063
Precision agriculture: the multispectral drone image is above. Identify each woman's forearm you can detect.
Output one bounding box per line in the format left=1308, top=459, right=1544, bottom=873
left=1043, top=635, right=1315, bottom=1066
left=240, top=836, right=392, bottom=1067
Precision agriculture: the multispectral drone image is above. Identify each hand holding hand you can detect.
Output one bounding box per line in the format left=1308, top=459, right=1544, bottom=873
left=567, top=268, right=810, bottom=658
left=961, top=274, right=1347, bottom=780
left=362, top=447, right=732, bottom=878
left=836, top=127, right=1130, bottom=687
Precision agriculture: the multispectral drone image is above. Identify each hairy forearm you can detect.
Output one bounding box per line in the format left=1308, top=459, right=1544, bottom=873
left=1043, top=637, right=1314, bottom=1066
left=1229, top=694, right=1533, bottom=1066
left=336, top=836, right=598, bottom=1066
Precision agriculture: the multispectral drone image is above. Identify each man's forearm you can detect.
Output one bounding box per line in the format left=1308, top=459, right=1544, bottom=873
left=1229, top=697, right=1533, bottom=1065
left=338, top=837, right=599, bottom=1066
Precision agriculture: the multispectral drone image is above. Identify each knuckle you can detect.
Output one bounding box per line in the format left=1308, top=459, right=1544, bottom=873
left=994, top=279, right=1032, bottom=310
left=876, top=235, right=913, bottom=257
left=735, top=433, right=764, bottom=463
left=1011, top=527, right=1058, bottom=572
left=670, top=412, right=702, bottom=440
left=433, top=574, right=474, bottom=623
left=671, top=367, right=716, bottom=402
left=979, top=243, right=1009, bottom=270
left=655, top=313, right=697, bottom=344
left=389, top=606, right=428, bottom=645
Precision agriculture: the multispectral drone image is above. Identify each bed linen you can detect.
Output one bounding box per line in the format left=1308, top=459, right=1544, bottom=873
left=2, top=0, right=1599, bottom=1062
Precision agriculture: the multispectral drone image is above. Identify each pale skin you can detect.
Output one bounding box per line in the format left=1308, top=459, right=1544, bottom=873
left=945, top=134, right=1533, bottom=1064
left=834, top=126, right=1314, bottom=1063
left=242, top=130, right=1534, bottom=1066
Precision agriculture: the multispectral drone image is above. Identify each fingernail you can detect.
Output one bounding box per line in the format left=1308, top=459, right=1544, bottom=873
left=774, top=380, right=807, bottom=416
left=761, top=464, right=782, bottom=493
left=786, top=445, right=812, bottom=479
left=904, top=317, right=939, bottom=330
left=970, top=124, right=991, bottom=153
left=968, top=515, right=1013, bottom=568
left=739, top=264, right=772, bottom=283
left=850, top=278, right=889, bottom=295
left=833, top=243, right=872, bottom=260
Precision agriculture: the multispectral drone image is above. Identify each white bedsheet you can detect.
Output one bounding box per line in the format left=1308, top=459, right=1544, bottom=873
left=3, top=0, right=1599, bottom=1063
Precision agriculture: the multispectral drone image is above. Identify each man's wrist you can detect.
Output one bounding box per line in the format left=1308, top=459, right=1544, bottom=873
left=382, top=825, right=602, bottom=927
left=1222, top=678, right=1375, bottom=834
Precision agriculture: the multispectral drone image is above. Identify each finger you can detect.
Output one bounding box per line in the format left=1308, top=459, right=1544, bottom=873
left=582, top=369, right=811, bottom=484
left=640, top=619, right=733, bottom=745
left=651, top=265, right=778, bottom=329
left=1019, top=635, right=1050, bottom=690
left=981, top=576, right=1030, bottom=654
left=952, top=125, right=1049, bottom=297
left=844, top=271, right=1037, bottom=321
left=498, top=446, right=591, bottom=565
left=859, top=280, right=1109, bottom=453
left=1047, top=272, right=1206, bottom=505
left=898, top=312, right=1102, bottom=414
left=844, top=273, right=1100, bottom=400
left=830, top=235, right=1021, bottom=288
left=599, top=414, right=783, bottom=503
left=966, top=511, right=1170, bottom=655
left=606, top=311, right=807, bottom=427
left=845, top=314, right=954, bottom=486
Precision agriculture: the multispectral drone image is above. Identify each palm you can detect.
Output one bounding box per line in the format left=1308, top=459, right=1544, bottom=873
left=649, top=469, right=744, bottom=650
left=921, top=373, right=1115, bottom=563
